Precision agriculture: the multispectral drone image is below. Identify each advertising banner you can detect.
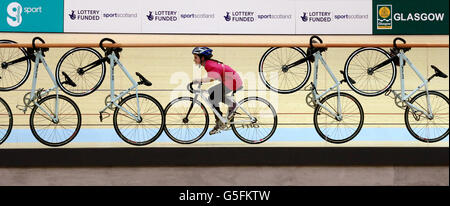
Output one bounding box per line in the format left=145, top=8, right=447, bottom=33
left=295, top=0, right=372, bottom=34
left=217, top=0, right=296, bottom=34
left=373, top=0, right=449, bottom=34
left=1, top=0, right=448, bottom=35
left=64, top=0, right=141, bottom=33
left=140, top=0, right=218, bottom=34
left=0, top=0, right=63, bottom=32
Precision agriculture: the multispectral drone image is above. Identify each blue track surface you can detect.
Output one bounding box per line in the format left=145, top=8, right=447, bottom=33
left=4, top=128, right=449, bottom=143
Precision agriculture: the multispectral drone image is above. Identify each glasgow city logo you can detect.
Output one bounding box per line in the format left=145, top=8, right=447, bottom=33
left=377, top=5, right=392, bottom=29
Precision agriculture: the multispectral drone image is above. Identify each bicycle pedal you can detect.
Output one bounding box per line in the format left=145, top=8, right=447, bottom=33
left=99, top=112, right=110, bottom=122
left=16, top=104, right=28, bottom=114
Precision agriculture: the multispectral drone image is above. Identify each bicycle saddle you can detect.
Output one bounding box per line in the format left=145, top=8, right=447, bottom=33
left=136, top=72, right=152, bottom=86
left=431, top=65, right=448, bottom=78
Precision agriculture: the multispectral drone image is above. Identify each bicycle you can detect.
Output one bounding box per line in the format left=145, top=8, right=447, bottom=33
left=0, top=37, right=82, bottom=147
left=0, top=97, right=13, bottom=145
left=164, top=81, right=278, bottom=144
left=343, top=37, right=449, bottom=142
left=55, top=38, right=165, bottom=146
left=258, top=35, right=364, bottom=143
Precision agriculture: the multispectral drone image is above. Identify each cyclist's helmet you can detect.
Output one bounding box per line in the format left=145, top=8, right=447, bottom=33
left=192, top=47, right=213, bottom=58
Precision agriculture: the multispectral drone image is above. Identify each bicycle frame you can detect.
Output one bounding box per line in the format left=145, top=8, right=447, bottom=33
left=311, top=51, right=343, bottom=120
left=190, top=85, right=255, bottom=125
left=99, top=52, right=141, bottom=122
left=397, top=51, right=433, bottom=118
left=30, top=50, right=60, bottom=122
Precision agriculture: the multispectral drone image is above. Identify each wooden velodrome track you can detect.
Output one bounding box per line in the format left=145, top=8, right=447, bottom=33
left=0, top=33, right=448, bottom=148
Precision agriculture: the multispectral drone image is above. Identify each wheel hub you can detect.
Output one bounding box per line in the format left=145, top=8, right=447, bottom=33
left=77, top=68, right=85, bottom=75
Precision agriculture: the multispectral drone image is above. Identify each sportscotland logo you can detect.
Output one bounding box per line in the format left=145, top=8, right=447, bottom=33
left=377, top=5, right=392, bottom=29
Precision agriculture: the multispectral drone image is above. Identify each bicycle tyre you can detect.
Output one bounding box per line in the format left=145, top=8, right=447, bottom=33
left=231, top=96, right=278, bottom=144
left=344, top=47, right=396, bottom=97
left=404, top=91, right=449, bottom=143
left=0, top=97, right=13, bottom=145
left=0, top=40, right=32, bottom=91
left=163, top=97, right=209, bottom=144
left=113, top=93, right=165, bottom=146
left=29, top=95, right=82, bottom=147
left=313, top=92, right=364, bottom=144
left=55, top=47, right=106, bottom=97
left=258, top=47, right=311, bottom=94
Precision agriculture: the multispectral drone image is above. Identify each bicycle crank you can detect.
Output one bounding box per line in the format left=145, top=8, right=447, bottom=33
left=104, top=94, right=122, bottom=110
left=305, top=92, right=317, bottom=109
left=16, top=88, right=48, bottom=114
left=394, top=93, right=409, bottom=109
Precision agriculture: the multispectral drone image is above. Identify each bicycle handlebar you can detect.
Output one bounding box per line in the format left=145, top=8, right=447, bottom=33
left=309, top=35, right=323, bottom=48
left=393, top=37, right=406, bottom=49
left=32, top=37, right=45, bottom=51
left=99, top=38, right=116, bottom=51
left=187, top=81, right=202, bottom=94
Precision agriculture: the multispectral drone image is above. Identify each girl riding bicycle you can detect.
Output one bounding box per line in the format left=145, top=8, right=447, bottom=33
left=192, top=47, right=243, bottom=135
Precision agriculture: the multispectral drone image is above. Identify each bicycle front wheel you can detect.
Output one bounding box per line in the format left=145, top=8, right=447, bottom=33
left=30, top=95, right=82, bottom=147
left=0, top=40, right=31, bottom=91
left=405, top=91, right=449, bottom=143
left=0, top=97, right=13, bottom=145
left=56, top=47, right=106, bottom=97
left=164, top=97, right=209, bottom=144
left=313, top=92, right=364, bottom=144
left=344, top=47, right=396, bottom=96
left=113, top=94, right=165, bottom=146
left=259, top=47, right=311, bottom=94
left=231, top=97, right=278, bottom=144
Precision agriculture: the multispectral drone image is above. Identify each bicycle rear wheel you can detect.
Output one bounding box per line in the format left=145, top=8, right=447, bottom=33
left=0, top=97, right=13, bottom=145
left=163, top=97, right=209, bottom=144
left=344, top=47, right=396, bottom=97
left=30, top=95, right=82, bottom=147
left=313, top=92, right=364, bottom=144
left=405, top=91, right=449, bottom=143
left=259, top=47, right=311, bottom=94
left=56, top=47, right=106, bottom=97
left=0, top=40, right=31, bottom=91
left=113, top=93, right=165, bottom=146
left=231, top=97, right=278, bottom=144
